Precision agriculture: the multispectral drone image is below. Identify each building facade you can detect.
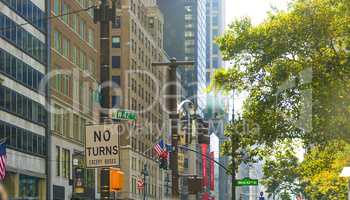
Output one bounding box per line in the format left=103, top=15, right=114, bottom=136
left=206, top=0, right=225, bottom=85
left=0, top=0, right=48, bottom=199
left=158, top=0, right=207, bottom=113
left=49, top=0, right=100, bottom=199
left=108, top=0, right=170, bottom=199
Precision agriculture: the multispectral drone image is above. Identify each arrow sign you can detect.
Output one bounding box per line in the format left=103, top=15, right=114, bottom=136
left=234, top=177, right=259, bottom=186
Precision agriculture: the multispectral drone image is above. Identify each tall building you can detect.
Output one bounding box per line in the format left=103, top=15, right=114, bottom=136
left=158, top=0, right=207, bottom=113
left=49, top=0, right=100, bottom=199
left=206, top=0, right=225, bottom=84
left=0, top=0, right=48, bottom=199
left=107, top=0, right=170, bottom=199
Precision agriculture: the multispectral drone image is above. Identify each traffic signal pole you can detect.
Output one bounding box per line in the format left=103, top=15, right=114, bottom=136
left=94, top=0, right=117, bottom=199
left=152, top=58, right=194, bottom=198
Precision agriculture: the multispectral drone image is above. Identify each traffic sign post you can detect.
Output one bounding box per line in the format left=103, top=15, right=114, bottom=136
left=234, top=177, right=259, bottom=186
left=85, top=124, right=120, bottom=168
left=111, top=109, right=137, bottom=121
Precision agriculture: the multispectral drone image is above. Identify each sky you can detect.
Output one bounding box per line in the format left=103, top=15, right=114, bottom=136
left=224, top=0, right=292, bottom=114
left=225, top=0, right=291, bottom=26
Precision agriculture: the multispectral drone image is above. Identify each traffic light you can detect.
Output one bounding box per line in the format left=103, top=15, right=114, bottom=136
left=159, top=157, right=168, bottom=170
left=109, top=168, right=124, bottom=192
left=159, top=151, right=168, bottom=170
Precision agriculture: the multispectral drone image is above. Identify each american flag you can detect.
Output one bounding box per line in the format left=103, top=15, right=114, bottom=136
left=153, top=139, right=164, bottom=156
left=0, top=142, right=6, bottom=180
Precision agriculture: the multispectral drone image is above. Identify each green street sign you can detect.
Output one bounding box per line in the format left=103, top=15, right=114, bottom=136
left=235, top=177, right=259, bottom=186
left=111, top=110, right=137, bottom=121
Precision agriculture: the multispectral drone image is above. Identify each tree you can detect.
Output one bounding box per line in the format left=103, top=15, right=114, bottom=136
left=297, top=140, right=350, bottom=200
left=210, top=0, right=350, bottom=197
left=211, top=0, right=350, bottom=165
left=261, top=140, right=304, bottom=199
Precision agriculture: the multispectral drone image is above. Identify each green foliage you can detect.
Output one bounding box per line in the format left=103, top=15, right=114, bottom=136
left=210, top=0, right=350, bottom=198
left=261, top=140, right=304, bottom=199
left=297, top=140, right=350, bottom=199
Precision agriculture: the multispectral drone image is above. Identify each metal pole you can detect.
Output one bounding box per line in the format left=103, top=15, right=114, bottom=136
left=168, top=63, right=179, bottom=198
left=94, top=0, right=116, bottom=199
left=231, top=91, right=236, bottom=200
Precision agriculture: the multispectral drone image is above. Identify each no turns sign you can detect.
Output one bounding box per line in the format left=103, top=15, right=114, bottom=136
left=85, top=124, right=121, bottom=168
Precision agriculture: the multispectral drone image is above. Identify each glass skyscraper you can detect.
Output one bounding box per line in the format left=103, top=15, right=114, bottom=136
left=158, top=0, right=207, bottom=113
left=0, top=0, right=48, bottom=199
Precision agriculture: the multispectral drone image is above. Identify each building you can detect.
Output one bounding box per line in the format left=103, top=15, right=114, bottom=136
left=0, top=0, right=48, bottom=199
left=158, top=0, right=207, bottom=113
left=107, top=0, right=170, bottom=199
left=206, top=0, right=225, bottom=84
left=49, top=0, right=100, bottom=199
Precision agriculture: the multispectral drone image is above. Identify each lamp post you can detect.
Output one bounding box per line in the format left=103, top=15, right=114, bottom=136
left=141, top=164, right=149, bottom=200
left=340, top=166, right=350, bottom=200
left=165, top=174, right=171, bottom=197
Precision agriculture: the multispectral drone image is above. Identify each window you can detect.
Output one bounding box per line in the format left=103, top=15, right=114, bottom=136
left=80, top=51, right=86, bottom=70
left=79, top=20, right=86, bottom=39
left=62, top=37, right=70, bottom=57
left=88, top=29, right=94, bottom=47
left=63, top=112, right=70, bottom=138
left=62, top=2, right=70, bottom=24
left=111, top=96, right=121, bottom=108
left=80, top=118, right=86, bottom=142
left=54, top=0, right=61, bottom=16
left=72, top=14, right=78, bottom=32
left=62, top=148, right=70, bottom=178
left=0, top=120, right=45, bottom=156
left=73, top=114, right=79, bottom=140
left=53, top=105, right=62, bottom=134
left=112, top=56, right=120, bottom=68
left=56, top=146, right=61, bottom=176
left=54, top=30, right=62, bottom=53
left=112, top=76, right=121, bottom=86
left=0, top=86, right=45, bottom=125
left=112, top=16, right=121, bottom=28
left=112, top=36, right=120, bottom=48
left=72, top=46, right=78, bottom=64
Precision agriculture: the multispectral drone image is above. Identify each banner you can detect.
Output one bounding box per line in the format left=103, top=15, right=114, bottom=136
left=202, top=144, right=208, bottom=187
left=210, top=152, right=214, bottom=191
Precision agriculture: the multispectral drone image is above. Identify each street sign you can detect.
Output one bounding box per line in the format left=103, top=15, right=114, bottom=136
left=234, top=177, right=259, bottom=186
left=111, top=109, right=137, bottom=121
left=85, top=124, right=120, bottom=168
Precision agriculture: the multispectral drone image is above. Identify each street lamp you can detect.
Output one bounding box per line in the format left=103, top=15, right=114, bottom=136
left=164, top=174, right=171, bottom=197
left=141, top=164, right=149, bottom=200
left=340, top=166, right=350, bottom=200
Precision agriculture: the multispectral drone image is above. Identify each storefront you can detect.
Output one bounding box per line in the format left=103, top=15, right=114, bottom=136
left=3, top=171, right=46, bottom=200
